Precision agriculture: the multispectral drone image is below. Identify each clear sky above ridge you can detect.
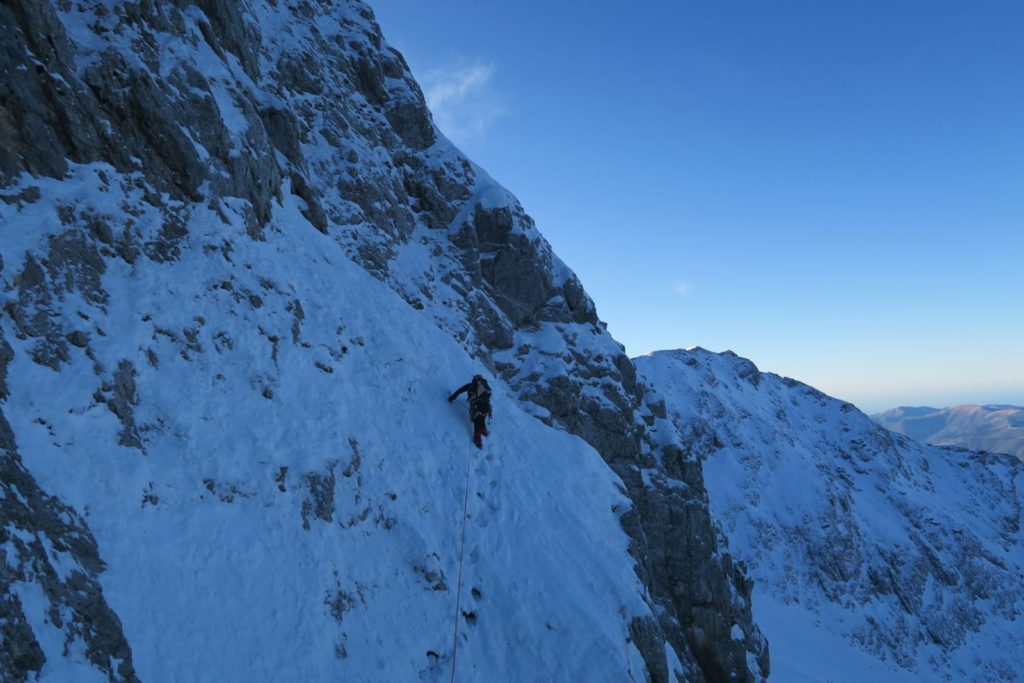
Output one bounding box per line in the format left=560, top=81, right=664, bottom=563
left=371, top=0, right=1024, bottom=413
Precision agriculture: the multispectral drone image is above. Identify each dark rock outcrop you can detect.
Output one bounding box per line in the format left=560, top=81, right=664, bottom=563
left=1, top=411, right=138, bottom=682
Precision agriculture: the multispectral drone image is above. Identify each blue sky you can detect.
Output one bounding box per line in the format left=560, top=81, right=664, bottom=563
left=371, top=1, right=1024, bottom=412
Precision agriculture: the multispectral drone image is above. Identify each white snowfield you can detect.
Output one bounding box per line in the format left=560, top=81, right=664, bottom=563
left=636, top=349, right=1024, bottom=683
left=3, top=168, right=655, bottom=682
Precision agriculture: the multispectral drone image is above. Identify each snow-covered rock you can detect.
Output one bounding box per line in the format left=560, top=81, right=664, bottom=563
left=873, top=404, right=1024, bottom=461
left=636, top=348, right=1024, bottom=682
left=1, top=1, right=763, bottom=680
left=2, top=197, right=657, bottom=681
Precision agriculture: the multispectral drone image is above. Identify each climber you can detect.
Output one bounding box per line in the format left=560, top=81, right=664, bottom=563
left=448, top=374, right=492, bottom=449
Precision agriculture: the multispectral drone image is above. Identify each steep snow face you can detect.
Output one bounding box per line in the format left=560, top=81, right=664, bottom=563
left=873, top=404, right=1024, bottom=460
left=1, top=0, right=764, bottom=680
left=1, top=177, right=653, bottom=682
left=636, top=349, right=1024, bottom=682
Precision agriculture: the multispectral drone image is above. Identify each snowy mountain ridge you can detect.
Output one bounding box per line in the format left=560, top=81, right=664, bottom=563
left=873, top=404, right=1024, bottom=461
left=1, top=1, right=762, bottom=680
left=2, top=1, right=1018, bottom=681
left=636, top=348, right=1024, bottom=682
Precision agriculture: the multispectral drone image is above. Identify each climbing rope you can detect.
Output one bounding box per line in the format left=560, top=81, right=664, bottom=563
left=449, top=443, right=473, bottom=683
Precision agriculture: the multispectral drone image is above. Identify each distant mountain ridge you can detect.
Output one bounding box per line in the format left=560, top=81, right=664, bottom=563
left=636, top=348, right=1024, bottom=682
left=872, top=404, right=1024, bottom=460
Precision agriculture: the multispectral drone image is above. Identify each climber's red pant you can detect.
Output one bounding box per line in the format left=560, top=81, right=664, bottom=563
left=472, top=414, right=489, bottom=448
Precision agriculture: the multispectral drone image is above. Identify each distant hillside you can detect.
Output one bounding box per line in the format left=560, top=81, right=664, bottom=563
left=637, top=349, right=1024, bottom=682
left=872, top=405, right=1024, bottom=459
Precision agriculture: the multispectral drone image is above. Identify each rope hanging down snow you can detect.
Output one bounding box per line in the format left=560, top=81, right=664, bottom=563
left=449, top=443, right=473, bottom=683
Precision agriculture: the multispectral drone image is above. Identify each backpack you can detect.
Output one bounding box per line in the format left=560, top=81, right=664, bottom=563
left=470, top=379, right=491, bottom=412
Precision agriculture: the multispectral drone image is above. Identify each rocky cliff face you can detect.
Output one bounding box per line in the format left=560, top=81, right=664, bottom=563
left=1, top=1, right=764, bottom=680
left=637, top=349, right=1024, bottom=682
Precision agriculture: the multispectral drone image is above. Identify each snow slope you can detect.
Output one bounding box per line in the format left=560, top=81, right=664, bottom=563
left=636, top=349, right=1024, bottom=682
left=1, top=1, right=765, bottom=680
left=873, top=404, right=1024, bottom=460
left=3, top=0, right=1018, bottom=680
left=1, top=0, right=770, bottom=679
left=2, top=164, right=657, bottom=681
